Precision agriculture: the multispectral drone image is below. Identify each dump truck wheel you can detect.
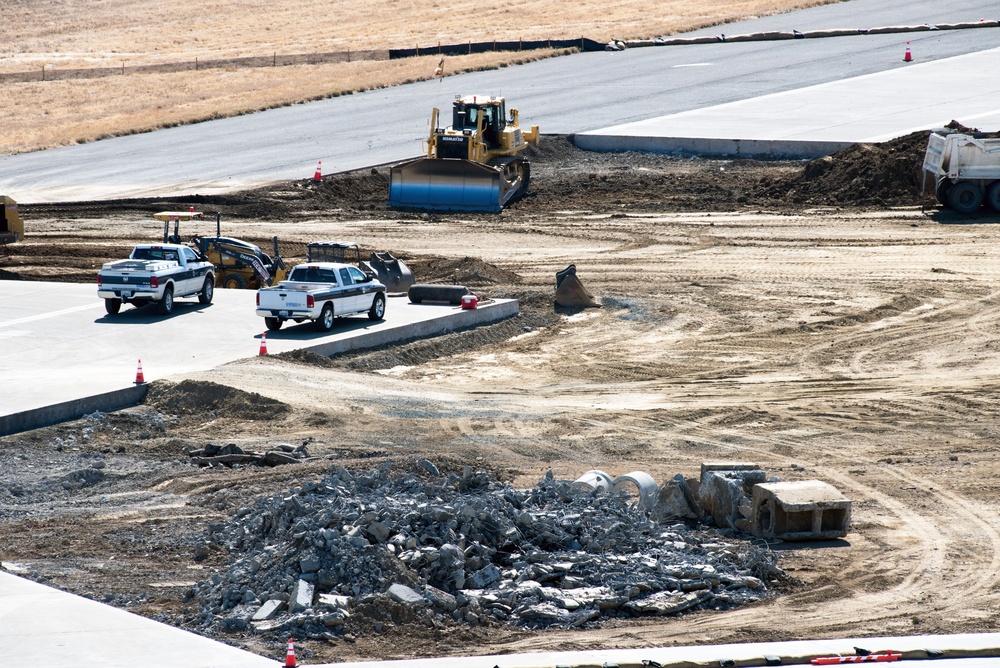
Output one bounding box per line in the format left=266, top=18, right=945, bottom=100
left=198, top=276, right=214, bottom=304
left=315, top=303, right=335, bottom=332
left=264, top=317, right=284, bottom=331
left=223, top=274, right=247, bottom=290
left=105, top=298, right=122, bottom=315
left=987, top=182, right=1000, bottom=212
left=949, top=181, right=983, bottom=214
left=935, top=180, right=952, bottom=207
left=368, top=293, right=386, bottom=321
left=157, top=286, right=174, bottom=315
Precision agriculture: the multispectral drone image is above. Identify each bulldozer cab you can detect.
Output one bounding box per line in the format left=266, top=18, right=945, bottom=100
left=453, top=99, right=505, bottom=149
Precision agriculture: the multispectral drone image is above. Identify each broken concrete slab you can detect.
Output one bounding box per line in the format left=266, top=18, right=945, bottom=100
left=652, top=474, right=699, bottom=521
left=289, top=579, right=315, bottom=613
left=698, top=465, right=769, bottom=529
left=751, top=480, right=851, bottom=540
left=701, top=462, right=761, bottom=477
left=251, top=599, right=285, bottom=622
left=387, top=583, right=426, bottom=606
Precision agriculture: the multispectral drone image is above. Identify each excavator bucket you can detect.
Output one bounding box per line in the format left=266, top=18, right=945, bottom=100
left=367, top=251, right=414, bottom=294
left=389, top=158, right=504, bottom=213
left=555, top=264, right=601, bottom=308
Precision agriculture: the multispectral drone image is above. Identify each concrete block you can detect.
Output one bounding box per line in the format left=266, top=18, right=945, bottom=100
left=700, top=462, right=761, bottom=478
left=652, top=474, right=699, bottom=521
left=751, top=480, right=851, bottom=540
left=251, top=599, right=285, bottom=621
left=387, top=583, right=426, bottom=606
left=698, top=471, right=749, bottom=529
left=289, top=578, right=315, bottom=613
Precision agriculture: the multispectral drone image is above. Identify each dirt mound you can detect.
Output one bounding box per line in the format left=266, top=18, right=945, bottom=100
left=406, top=255, right=521, bottom=287
left=145, top=379, right=290, bottom=421
left=274, top=349, right=338, bottom=367
left=763, top=130, right=930, bottom=207
left=768, top=121, right=1000, bottom=208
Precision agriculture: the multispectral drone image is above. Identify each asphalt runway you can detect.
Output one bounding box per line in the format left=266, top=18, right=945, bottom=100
left=0, top=0, right=998, bottom=201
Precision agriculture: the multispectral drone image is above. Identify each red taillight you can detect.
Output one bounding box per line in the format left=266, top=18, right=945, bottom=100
left=307, top=295, right=315, bottom=308
left=150, top=276, right=159, bottom=288
left=97, top=275, right=102, bottom=286
left=255, top=293, right=260, bottom=306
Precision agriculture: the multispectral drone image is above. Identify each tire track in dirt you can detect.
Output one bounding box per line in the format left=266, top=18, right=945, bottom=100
left=566, top=386, right=1000, bottom=638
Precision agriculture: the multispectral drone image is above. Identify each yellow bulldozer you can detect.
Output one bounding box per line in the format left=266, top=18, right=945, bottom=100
left=1, top=195, right=24, bottom=245
left=389, top=95, right=539, bottom=213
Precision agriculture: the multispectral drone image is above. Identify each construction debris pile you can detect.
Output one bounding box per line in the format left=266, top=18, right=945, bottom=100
left=187, top=462, right=784, bottom=641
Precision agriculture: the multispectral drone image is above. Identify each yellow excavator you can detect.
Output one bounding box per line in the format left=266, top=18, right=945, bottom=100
left=389, top=95, right=539, bottom=213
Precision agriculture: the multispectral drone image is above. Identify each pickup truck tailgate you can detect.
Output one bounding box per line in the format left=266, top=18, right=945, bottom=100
left=265, top=289, right=309, bottom=309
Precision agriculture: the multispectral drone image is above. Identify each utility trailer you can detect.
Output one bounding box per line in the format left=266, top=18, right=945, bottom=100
left=922, top=130, right=1000, bottom=214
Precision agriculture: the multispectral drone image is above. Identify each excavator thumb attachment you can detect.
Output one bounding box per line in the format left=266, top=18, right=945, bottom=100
left=555, top=264, right=601, bottom=308
left=389, top=158, right=503, bottom=213
left=367, top=251, right=414, bottom=294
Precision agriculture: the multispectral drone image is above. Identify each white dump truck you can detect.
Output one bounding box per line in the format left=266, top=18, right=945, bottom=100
left=922, top=130, right=1000, bottom=214
left=98, top=243, right=215, bottom=315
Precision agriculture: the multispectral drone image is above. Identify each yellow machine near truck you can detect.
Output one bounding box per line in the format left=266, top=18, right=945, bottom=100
left=1, top=195, right=25, bottom=245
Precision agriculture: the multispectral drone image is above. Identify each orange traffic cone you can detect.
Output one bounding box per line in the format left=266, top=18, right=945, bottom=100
left=134, top=359, right=145, bottom=384
left=903, top=42, right=912, bottom=62
left=284, top=637, right=297, bottom=667
left=259, top=333, right=268, bottom=356
left=313, top=161, right=323, bottom=182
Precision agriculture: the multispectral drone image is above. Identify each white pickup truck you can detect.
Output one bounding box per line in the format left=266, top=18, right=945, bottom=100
left=97, top=243, right=215, bottom=315
left=255, top=262, right=386, bottom=331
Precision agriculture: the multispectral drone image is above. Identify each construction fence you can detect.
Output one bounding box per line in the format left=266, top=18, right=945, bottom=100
left=0, top=37, right=605, bottom=84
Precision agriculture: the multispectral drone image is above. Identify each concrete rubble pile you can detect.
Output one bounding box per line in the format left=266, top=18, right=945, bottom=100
left=187, top=461, right=784, bottom=640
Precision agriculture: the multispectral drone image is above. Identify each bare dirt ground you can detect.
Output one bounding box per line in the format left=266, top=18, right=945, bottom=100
left=4, top=133, right=1000, bottom=664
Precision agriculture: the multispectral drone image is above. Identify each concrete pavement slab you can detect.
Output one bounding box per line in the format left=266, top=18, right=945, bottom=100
left=0, top=281, right=516, bottom=434
left=313, top=633, right=1000, bottom=668
left=0, top=570, right=279, bottom=667
left=576, top=46, right=1000, bottom=158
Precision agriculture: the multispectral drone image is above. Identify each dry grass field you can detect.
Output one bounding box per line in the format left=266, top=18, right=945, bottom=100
left=1, top=0, right=835, bottom=155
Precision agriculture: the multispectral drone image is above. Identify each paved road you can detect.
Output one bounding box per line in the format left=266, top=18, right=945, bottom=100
left=0, top=0, right=998, bottom=202
left=0, top=281, right=515, bottom=433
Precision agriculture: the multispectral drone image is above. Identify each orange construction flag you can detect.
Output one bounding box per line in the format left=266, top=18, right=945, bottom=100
left=434, top=57, right=444, bottom=77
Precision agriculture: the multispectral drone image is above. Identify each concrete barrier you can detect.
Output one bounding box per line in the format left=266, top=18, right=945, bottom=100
left=303, top=298, right=519, bottom=357
left=0, top=384, right=148, bottom=437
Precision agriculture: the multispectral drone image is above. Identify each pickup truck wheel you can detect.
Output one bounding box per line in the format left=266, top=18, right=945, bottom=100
left=198, top=276, right=214, bottom=304
left=105, top=298, right=122, bottom=315
left=368, top=292, right=386, bottom=321
left=264, top=317, right=284, bottom=331
left=949, top=181, right=983, bottom=214
left=987, top=182, right=1000, bottom=212
left=157, top=286, right=174, bottom=315
left=315, top=303, right=335, bottom=332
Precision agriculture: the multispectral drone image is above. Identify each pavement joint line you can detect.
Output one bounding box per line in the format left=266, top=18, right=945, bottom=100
left=0, top=301, right=102, bottom=329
